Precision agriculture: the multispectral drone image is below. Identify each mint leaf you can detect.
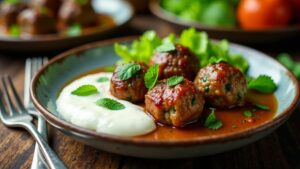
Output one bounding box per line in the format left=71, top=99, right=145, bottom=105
left=167, top=76, right=184, bottom=87
left=97, top=77, right=109, bottom=83
left=71, top=85, right=98, bottom=96
left=67, top=24, right=81, bottom=36
left=96, top=98, right=125, bottom=110
left=243, top=110, right=252, bottom=117
left=204, top=109, right=223, bottom=130
left=156, top=42, right=176, bottom=53
left=255, top=104, right=270, bottom=110
left=117, top=63, right=141, bottom=80
left=248, top=75, right=277, bottom=93
left=144, top=64, right=159, bottom=89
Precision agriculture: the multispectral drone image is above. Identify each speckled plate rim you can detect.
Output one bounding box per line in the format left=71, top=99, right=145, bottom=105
left=0, top=0, right=133, bottom=42
left=149, top=0, right=300, bottom=33
left=31, top=36, right=300, bottom=147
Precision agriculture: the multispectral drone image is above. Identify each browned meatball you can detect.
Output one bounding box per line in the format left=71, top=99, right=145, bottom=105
left=0, top=2, right=27, bottom=28
left=110, top=62, right=148, bottom=103
left=194, top=62, right=247, bottom=109
left=18, top=8, right=56, bottom=35
left=58, top=0, right=97, bottom=27
left=145, top=79, right=205, bottom=127
left=31, top=0, right=62, bottom=17
left=150, top=44, right=199, bottom=81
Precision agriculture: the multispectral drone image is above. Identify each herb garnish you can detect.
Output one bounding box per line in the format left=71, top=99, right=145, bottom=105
left=67, top=24, right=81, bottom=36
left=156, top=42, right=176, bottom=53
left=9, top=25, right=20, bottom=37
left=243, top=110, right=253, bottom=117
left=76, top=0, right=87, bottom=5
left=71, top=85, right=98, bottom=96
left=96, top=98, right=125, bottom=110
left=97, top=77, right=109, bottom=83
left=204, top=109, right=223, bottom=130
left=167, top=76, right=184, bottom=87
left=117, top=63, right=141, bottom=80
left=248, top=75, right=277, bottom=93
left=4, top=0, right=20, bottom=4
left=144, top=64, right=159, bottom=89
left=255, top=104, right=270, bottom=110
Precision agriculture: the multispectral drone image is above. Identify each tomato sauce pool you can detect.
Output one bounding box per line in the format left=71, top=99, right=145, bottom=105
left=70, top=67, right=278, bottom=141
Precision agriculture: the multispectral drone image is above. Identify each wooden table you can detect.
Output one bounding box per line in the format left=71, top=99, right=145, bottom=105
left=0, top=15, right=300, bottom=169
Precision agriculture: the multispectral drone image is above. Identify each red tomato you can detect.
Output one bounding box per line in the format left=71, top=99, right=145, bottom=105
left=237, top=0, right=292, bottom=30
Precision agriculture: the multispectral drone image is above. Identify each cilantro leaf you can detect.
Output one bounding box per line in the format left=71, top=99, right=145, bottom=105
left=204, top=109, right=223, bottom=130
left=117, top=63, right=141, bottom=80
left=248, top=75, right=277, bottom=93
left=97, top=77, right=109, bottom=83
left=96, top=98, right=125, bottom=110
left=4, top=0, right=20, bottom=4
left=243, top=110, right=252, bottom=117
left=156, top=42, right=176, bottom=53
left=71, top=85, right=98, bottom=96
left=144, top=64, right=159, bottom=89
left=167, top=76, right=184, bottom=87
left=8, top=25, right=20, bottom=37
left=255, top=104, right=270, bottom=110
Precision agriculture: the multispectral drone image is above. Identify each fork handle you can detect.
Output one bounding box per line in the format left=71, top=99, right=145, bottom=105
left=24, top=123, right=67, bottom=169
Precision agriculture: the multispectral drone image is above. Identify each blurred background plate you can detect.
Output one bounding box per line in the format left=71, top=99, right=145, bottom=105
left=149, top=0, right=300, bottom=44
left=0, top=0, right=133, bottom=52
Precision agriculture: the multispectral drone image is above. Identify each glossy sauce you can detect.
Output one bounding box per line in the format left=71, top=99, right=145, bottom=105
left=69, top=67, right=277, bottom=140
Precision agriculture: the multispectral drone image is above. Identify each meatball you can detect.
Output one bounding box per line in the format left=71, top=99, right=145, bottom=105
left=58, top=0, right=97, bottom=27
left=145, top=79, right=205, bottom=127
left=194, top=62, right=247, bottom=109
left=18, top=8, right=56, bottom=35
left=110, top=62, right=148, bottom=103
left=0, top=2, right=27, bottom=28
left=150, top=44, right=199, bottom=81
left=31, top=0, right=62, bottom=17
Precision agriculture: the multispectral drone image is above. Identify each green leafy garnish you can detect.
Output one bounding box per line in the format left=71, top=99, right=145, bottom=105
left=204, top=109, right=223, bottom=130
left=8, top=25, right=20, bottom=37
left=277, top=53, right=300, bottom=81
left=4, top=0, right=20, bottom=4
left=114, top=28, right=248, bottom=73
left=156, top=42, right=176, bottom=53
left=243, top=110, right=252, bottom=117
left=67, top=24, right=81, bottom=36
left=255, top=104, right=270, bottom=110
left=76, top=0, right=87, bottom=5
left=96, top=98, right=125, bottom=110
left=248, top=75, right=277, bottom=93
left=117, top=63, right=141, bottom=80
left=71, top=85, right=98, bottom=96
left=144, top=64, right=159, bottom=89
left=167, top=76, right=184, bottom=87
left=97, top=77, right=109, bottom=83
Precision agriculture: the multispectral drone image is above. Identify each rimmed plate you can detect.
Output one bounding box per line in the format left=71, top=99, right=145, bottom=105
left=149, top=0, right=300, bottom=44
left=0, top=0, right=133, bottom=52
left=31, top=37, right=299, bottom=158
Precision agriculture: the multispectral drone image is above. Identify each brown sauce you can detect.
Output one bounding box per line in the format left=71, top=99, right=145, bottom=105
left=67, top=66, right=278, bottom=141
left=0, top=14, right=115, bottom=38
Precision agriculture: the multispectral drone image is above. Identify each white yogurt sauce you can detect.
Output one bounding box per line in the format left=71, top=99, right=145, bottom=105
left=56, top=72, right=156, bottom=137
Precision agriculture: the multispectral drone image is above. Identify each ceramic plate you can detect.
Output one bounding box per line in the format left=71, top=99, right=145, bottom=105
left=0, top=0, right=133, bottom=52
left=149, top=0, right=300, bottom=44
left=31, top=37, right=299, bottom=158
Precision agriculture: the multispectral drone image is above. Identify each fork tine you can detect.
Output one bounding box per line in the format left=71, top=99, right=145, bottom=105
left=0, top=89, right=8, bottom=119
left=6, top=76, right=26, bottom=113
left=1, top=76, right=17, bottom=116
left=24, top=58, right=32, bottom=108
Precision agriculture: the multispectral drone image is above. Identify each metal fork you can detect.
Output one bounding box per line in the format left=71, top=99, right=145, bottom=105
left=0, top=76, right=67, bottom=169
left=24, top=58, right=49, bottom=169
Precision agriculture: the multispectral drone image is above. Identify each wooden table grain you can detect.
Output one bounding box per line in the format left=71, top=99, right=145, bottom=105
left=0, top=15, right=300, bottom=169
